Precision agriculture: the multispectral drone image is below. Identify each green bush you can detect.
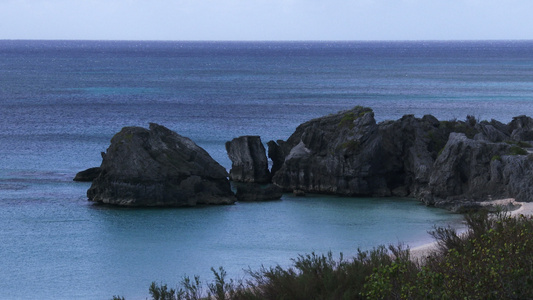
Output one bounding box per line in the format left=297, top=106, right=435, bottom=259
left=241, top=248, right=401, bottom=300
left=364, top=211, right=533, bottom=299
left=149, top=282, right=177, bottom=300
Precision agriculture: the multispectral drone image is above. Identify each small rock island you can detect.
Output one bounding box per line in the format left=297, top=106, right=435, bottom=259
left=86, top=123, right=236, bottom=206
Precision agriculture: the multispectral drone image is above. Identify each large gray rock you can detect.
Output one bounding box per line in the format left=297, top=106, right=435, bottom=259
left=87, top=123, right=236, bottom=206
left=424, top=132, right=533, bottom=210
left=272, top=106, right=381, bottom=195
left=226, top=136, right=271, bottom=183
left=271, top=107, right=456, bottom=197
left=266, top=106, right=533, bottom=209
left=425, top=133, right=511, bottom=206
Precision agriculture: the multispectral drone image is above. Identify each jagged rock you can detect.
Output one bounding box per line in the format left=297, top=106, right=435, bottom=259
left=499, top=155, right=533, bottom=202
left=474, top=122, right=510, bottom=142
left=233, top=183, right=283, bottom=201
left=509, top=115, right=533, bottom=141
left=87, top=123, right=236, bottom=206
left=265, top=106, right=533, bottom=209
left=226, top=136, right=271, bottom=183
left=73, top=167, right=101, bottom=182
left=425, top=133, right=511, bottom=207
left=271, top=106, right=458, bottom=197
left=272, top=106, right=382, bottom=196
left=425, top=132, right=533, bottom=210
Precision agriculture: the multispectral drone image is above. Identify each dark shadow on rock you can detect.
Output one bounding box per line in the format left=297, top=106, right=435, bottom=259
left=233, top=183, right=283, bottom=202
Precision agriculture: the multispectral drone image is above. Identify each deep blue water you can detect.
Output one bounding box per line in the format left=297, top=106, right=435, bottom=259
left=1, top=40, right=532, bottom=299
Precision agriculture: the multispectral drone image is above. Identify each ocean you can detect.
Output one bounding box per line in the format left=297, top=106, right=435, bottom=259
left=0, top=40, right=531, bottom=299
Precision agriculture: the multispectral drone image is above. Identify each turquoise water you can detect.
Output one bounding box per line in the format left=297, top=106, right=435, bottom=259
left=0, top=179, right=462, bottom=299
left=1, top=40, right=531, bottom=299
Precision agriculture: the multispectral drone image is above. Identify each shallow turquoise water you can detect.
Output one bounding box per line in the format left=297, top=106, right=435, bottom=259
left=0, top=175, right=462, bottom=299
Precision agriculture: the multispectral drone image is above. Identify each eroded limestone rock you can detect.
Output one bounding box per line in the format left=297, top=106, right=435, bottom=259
left=87, top=123, right=236, bottom=206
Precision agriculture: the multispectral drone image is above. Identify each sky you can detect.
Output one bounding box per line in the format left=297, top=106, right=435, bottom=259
left=1, top=0, right=532, bottom=41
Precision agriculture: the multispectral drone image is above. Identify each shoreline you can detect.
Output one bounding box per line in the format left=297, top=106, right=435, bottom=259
left=410, top=198, right=533, bottom=260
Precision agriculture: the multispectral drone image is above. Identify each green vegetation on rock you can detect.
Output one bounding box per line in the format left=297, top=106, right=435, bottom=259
left=339, top=140, right=361, bottom=153
left=338, top=112, right=357, bottom=129
left=337, top=107, right=372, bottom=129
left=491, top=155, right=502, bottom=161
left=509, top=145, right=528, bottom=155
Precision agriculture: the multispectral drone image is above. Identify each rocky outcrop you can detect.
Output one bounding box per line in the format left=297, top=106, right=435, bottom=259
left=225, top=136, right=283, bottom=201
left=509, top=115, right=533, bottom=141
left=87, top=123, right=236, bottom=206
left=263, top=106, right=533, bottom=210
left=270, top=106, right=451, bottom=197
left=73, top=167, right=101, bottom=182
left=424, top=133, right=533, bottom=210
left=84, top=108, right=533, bottom=209
left=225, top=136, right=271, bottom=183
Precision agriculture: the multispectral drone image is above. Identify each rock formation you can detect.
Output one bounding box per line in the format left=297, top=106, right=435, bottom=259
left=225, top=136, right=271, bottom=183
left=259, top=106, right=533, bottom=211
left=225, top=135, right=282, bottom=201
left=82, top=108, right=533, bottom=210
left=87, top=123, right=236, bottom=206
left=424, top=132, right=533, bottom=210
left=270, top=106, right=441, bottom=197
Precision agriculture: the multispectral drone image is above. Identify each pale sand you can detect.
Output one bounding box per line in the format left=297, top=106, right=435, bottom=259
left=409, top=198, right=533, bottom=261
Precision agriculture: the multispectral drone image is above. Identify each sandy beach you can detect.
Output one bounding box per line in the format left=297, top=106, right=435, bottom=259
left=410, top=199, right=533, bottom=261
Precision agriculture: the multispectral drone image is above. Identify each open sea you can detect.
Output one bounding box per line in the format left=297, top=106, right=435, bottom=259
left=1, top=40, right=532, bottom=299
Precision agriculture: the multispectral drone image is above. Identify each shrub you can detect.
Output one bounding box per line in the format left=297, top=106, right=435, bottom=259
left=242, top=247, right=408, bottom=300
left=364, top=210, right=533, bottom=299
left=149, top=282, right=177, bottom=300
left=338, top=112, right=356, bottom=129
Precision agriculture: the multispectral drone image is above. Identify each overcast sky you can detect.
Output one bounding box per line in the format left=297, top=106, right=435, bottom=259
left=1, top=0, right=532, bottom=41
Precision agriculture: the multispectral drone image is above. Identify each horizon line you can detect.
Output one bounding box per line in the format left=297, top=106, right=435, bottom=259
left=2, top=38, right=533, bottom=43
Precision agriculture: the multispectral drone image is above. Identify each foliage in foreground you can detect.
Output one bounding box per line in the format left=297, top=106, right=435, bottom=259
left=364, top=211, right=533, bottom=299
left=113, top=210, right=533, bottom=299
